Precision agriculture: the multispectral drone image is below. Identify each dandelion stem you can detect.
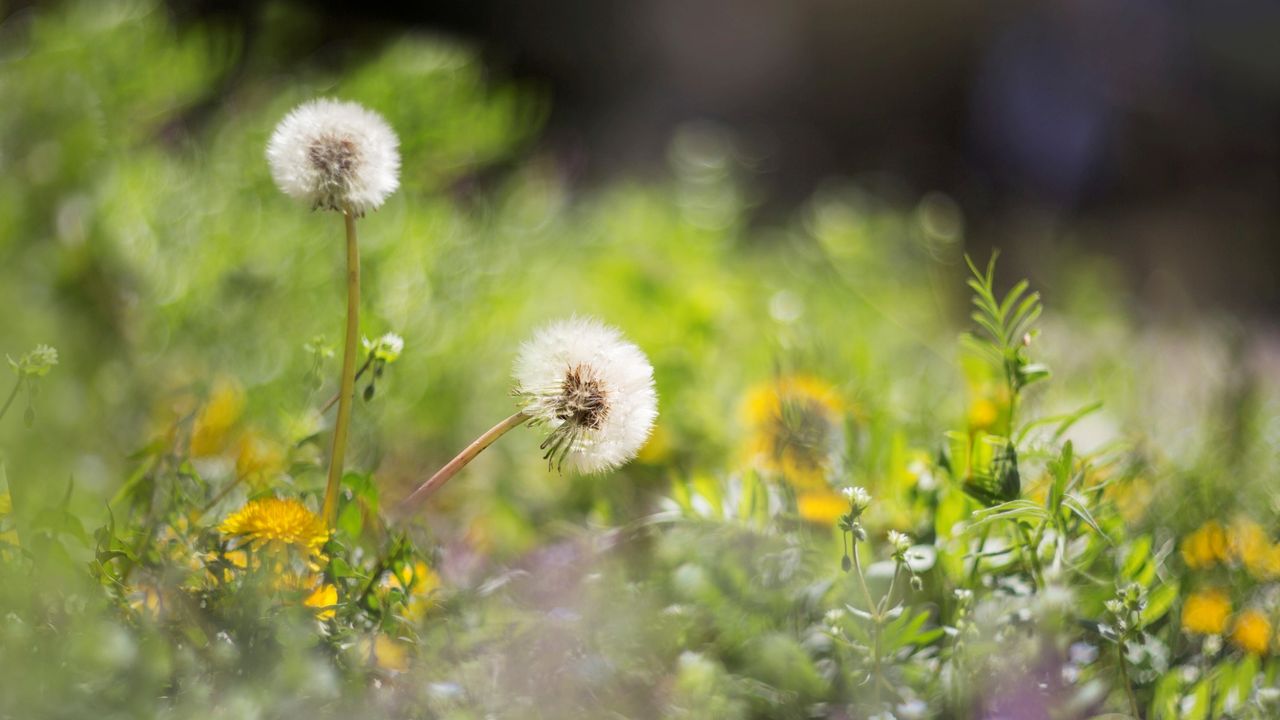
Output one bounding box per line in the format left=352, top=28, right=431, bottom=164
left=0, top=377, right=21, bottom=423
left=394, top=411, right=529, bottom=518
left=322, top=212, right=361, bottom=528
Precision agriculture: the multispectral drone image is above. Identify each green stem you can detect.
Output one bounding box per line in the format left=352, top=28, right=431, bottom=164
left=320, top=351, right=376, bottom=415
left=322, top=212, right=361, bottom=529
left=0, top=377, right=21, bottom=423
left=1016, top=522, right=1044, bottom=589
left=968, top=524, right=991, bottom=587
left=851, top=539, right=885, bottom=709
left=393, top=411, right=529, bottom=519
left=1118, top=640, right=1141, bottom=718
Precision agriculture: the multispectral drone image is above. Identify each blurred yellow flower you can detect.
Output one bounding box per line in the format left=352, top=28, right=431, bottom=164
left=967, top=397, right=999, bottom=432
left=235, top=430, right=285, bottom=488
left=744, top=376, right=844, bottom=491
left=382, top=560, right=441, bottom=622
left=304, top=583, right=338, bottom=621
left=359, top=634, right=410, bottom=672
left=1230, top=609, right=1272, bottom=656
left=1180, top=521, right=1228, bottom=570
left=1102, top=478, right=1153, bottom=526
left=636, top=422, right=672, bottom=464
left=1227, top=517, right=1280, bottom=581
left=1181, top=589, right=1230, bottom=635
left=190, top=378, right=245, bottom=457
left=219, top=497, right=328, bottom=557
left=796, top=490, right=848, bottom=525
left=0, top=492, right=17, bottom=550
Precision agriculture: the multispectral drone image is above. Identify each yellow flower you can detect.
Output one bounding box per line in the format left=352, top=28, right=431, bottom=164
left=190, top=378, right=245, bottom=457
left=235, top=431, right=285, bottom=488
left=0, top=492, right=17, bottom=550
left=968, top=397, right=999, bottom=432
left=796, top=490, right=848, bottom=525
left=744, top=376, right=844, bottom=491
left=304, top=583, right=338, bottom=621
left=636, top=422, right=673, bottom=464
left=1227, top=517, right=1280, bottom=581
left=219, top=498, right=328, bottom=557
left=1181, top=589, right=1231, bottom=635
left=381, top=560, right=441, bottom=622
left=1231, top=609, right=1272, bottom=656
left=1102, top=478, right=1153, bottom=526
left=1180, top=521, right=1228, bottom=570
left=359, top=634, right=410, bottom=672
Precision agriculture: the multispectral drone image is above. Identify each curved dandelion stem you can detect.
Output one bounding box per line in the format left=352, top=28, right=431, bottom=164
left=394, top=411, right=529, bottom=518
left=322, top=212, right=361, bottom=528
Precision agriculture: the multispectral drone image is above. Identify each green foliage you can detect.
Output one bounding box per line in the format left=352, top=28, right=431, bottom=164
left=1, top=2, right=1279, bottom=720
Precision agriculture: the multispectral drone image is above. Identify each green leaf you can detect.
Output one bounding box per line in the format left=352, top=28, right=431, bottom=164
left=1140, top=582, right=1179, bottom=628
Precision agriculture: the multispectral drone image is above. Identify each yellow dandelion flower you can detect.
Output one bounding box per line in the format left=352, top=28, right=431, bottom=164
left=1182, top=589, right=1231, bottom=635
left=1226, top=517, right=1280, bottom=581
left=1231, top=609, right=1272, bottom=656
left=358, top=634, right=410, bottom=672
left=1102, top=478, right=1153, bottom=526
left=127, top=584, right=165, bottom=617
left=1181, top=521, right=1228, bottom=570
left=967, top=397, right=999, bottom=432
left=235, top=431, right=285, bottom=488
left=219, top=497, right=328, bottom=557
left=636, top=422, right=673, bottom=464
left=190, top=378, right=245, bottom=457
left=796, top=490, right=849, bottom=525
left=304, top=583, right=338, bottom=621
left=744, top=376, right=844, bottom=491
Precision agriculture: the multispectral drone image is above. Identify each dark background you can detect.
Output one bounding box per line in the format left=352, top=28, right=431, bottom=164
left=37, top=0, right=1280, bottom=316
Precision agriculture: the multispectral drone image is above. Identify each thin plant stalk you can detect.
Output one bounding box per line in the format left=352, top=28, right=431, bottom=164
left=322, top=212, right=361, bottom=528
left=321, top=352, right=376, bottom=414
left=394, top=411, right=529, bottom=517
left=0, top=377, right=20, bottom=423
left=1117, top=641, right=1141, bottom=717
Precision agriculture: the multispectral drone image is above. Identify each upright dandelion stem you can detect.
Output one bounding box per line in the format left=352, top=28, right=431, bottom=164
left=395, top=411, right=529, bottom=517
left=322, top=212, right=361, bottom=527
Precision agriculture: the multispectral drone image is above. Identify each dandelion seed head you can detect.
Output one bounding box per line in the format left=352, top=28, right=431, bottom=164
left=266, top=99, right=400, bottom=215
left=514, top=317, right=658, bottom=474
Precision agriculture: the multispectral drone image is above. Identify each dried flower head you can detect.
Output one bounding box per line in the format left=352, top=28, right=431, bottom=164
left=514, top=317, right=658, bottom=473
left=266, top=99, right=400, bottom=215
left=219, top=497, right=329, bottom=557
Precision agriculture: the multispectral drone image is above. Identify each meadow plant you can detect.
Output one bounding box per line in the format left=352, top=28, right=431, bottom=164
left=267, top=98, right=401, bottom=528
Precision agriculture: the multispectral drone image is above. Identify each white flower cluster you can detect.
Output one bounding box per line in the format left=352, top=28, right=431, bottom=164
left=266, top=99, right=400, bottom=215
left=514, top=317, right=658, bottom=474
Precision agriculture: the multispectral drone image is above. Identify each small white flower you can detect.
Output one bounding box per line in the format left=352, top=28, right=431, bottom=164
left=363, top=332, right=405, bottom=363
left=888, top=530, right=912, bottom=556
left=843, top=486, right=872, bottom=513
left=514, top=317, right=658, bottom=474
left=266, top=98, right=400, bottom=215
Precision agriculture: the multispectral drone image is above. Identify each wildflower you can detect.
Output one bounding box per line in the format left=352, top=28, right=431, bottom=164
left=1181, top=589, right=1231, bottom=635
left=235, top=430, right=285, bottom=487
left=797, top=490, right=848, bottom=525
left=219, top=497, right=328, bottom=557
left=843, top=486, right=872, bottom=515
left=362, top=332, right=404, bottom=363
left=744, top=376, right=844, bottom=491
left=1180, top=520, right=1228, bottom=570
left=266, top=99, right=400, bottom=215
left=358, top=634, right=410, bottom=672
left=8, top=344, right=57, bottom=377
left=514, top=317, right=658, bottom=473
left=190, top=378, right=245, bottom=457
left=0, top=492, right=16, bottom=550
left=304, top=583, right=338, bottom=621
left=1227, top=517, right=1280, bottom=581
left=888, top=530, right=912, bottom=559
left=396, top=318, right=657, bottom=515
left=1230, top=609, right=1272, bottom=656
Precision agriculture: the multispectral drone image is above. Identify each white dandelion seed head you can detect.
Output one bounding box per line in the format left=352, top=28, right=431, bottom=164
left=513, top=317, right=658, bottom=474
left=266, top=98, right=400, bottom=215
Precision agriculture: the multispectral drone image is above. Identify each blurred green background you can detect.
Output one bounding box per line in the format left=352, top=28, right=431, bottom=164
left=3, top=2, right=1280, bottom=718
